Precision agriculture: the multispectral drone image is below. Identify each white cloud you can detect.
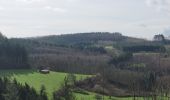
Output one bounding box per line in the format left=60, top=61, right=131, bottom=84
left=16, top=0, right=44, bottom=3
left=163, top=28, right=170, bottom=36
left=53, top=8, right=67, bottom=13
left=66, top=0, right=78, bottom=2
left=146, top=0, right=170, bottom=15
left=0, top=6, right=4, bottom=10
left=44, top=6, right=67, bottom=13
left=44, top=6, right=51, bottom=9
left=0, top=0, right=169, bottom=38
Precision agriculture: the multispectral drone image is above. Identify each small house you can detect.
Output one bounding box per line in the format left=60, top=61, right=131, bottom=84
left=38, top=66, right=50, bottom=74
left=39, top=69, right=50, bottom=74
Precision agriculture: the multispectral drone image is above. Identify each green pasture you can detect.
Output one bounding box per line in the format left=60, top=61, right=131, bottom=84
left=0, top=70, right=169, bottom=100
left=0, top=69, right=89, bottom=99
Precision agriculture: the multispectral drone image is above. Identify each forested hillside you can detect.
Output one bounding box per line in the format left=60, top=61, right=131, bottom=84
left=0, top=33, right=29, bottom=69
left=10, top=32, right=163, bottom=74
left=9, top=32, right=147, bottom=74
left=31, top=32, right=125, bottom=46
left=2, top=32, right=170, bottom=99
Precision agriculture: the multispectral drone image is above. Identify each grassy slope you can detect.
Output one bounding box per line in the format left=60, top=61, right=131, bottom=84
left=0, top=69, right=139, bottom=100
left=0, top=70, right=90, bottom=99
left=75, top=92, right=148, bottom=100
left=1, top=70, right=165, bottom=100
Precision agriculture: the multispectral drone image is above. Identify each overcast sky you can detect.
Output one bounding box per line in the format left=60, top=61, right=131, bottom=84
left=0, top=0, right=170, bottom=39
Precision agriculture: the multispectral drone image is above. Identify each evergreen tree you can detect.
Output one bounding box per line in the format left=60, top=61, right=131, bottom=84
left=53, top=76, right=76, bottom=100
left=0, top=77, right=48, bottom=100
left=39, top=85, right=48, bottom=100
left=4, top=83, right=19, bottom=100
left=0, top=33, right=29, bottom=69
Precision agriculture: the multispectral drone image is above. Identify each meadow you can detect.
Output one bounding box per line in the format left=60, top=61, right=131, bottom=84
left=0, top=70, right=90, bottom=99
left=0, top=70, right=166, bottom=100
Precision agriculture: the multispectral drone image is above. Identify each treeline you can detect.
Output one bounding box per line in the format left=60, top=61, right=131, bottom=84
left=0, top=77, right=48, bottom=100
left=109, top=53, right=132, bottom=66
left=30, top=52, right=110, bottom=74
left=122, top=45, right=166, bottom=53
left=0, top=33, right=29, bottom=69
left=71, top=43, right=107, bottom=54
left=32, top=32, right=125, bottom=47
left=74, top=65, right=170, bottom=99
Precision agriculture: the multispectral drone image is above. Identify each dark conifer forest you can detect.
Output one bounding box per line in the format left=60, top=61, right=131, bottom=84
left=0, top=33, right=29, bottom=69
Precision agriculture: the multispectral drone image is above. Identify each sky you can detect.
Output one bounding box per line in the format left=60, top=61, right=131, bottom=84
left=0, top=0, right=170, bottom=39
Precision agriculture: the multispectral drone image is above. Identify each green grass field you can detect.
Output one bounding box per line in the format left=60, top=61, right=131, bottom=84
left=75, top=92, right=151, bottom=100
left=0, top=69, right=90, bottom=99
left=0, top=70, right=168, bottom=100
